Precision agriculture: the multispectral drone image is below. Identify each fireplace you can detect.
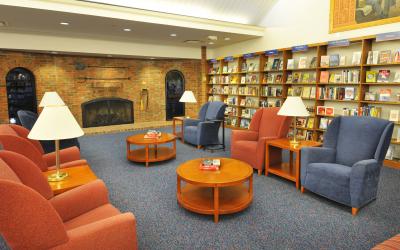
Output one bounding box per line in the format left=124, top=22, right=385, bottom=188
left=81, top=97, right=134, bottom=128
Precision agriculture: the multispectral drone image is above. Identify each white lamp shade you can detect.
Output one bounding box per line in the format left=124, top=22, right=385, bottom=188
left=28, top=106, right=84, bottom=140
left=278, top=96, right=310, bottom=117
left=39, top=92, right=65, bottom=107
left=179, top=91, right=197, bottom=103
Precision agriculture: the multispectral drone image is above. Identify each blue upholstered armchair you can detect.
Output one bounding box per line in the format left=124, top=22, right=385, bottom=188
left=17, top=110, right=81, bottom=153
left=301, top=116, right=393, bottom=215
left=183, top=101, right=226, bottom=148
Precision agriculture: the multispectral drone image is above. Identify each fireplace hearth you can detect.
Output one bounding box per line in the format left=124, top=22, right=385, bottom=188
left=81, top=97, right=134, bottom=128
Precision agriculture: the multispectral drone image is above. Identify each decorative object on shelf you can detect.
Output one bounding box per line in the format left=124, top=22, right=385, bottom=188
left=278, top=97, right=310, bottom=146
left=28, top=105, right=84, bottom=181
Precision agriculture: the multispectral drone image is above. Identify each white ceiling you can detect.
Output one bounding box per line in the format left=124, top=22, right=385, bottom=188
left=82, top=0, right=277, bottom=25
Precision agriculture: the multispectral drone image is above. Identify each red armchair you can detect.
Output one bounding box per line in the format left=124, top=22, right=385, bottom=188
left=0, top=124, right=86, bottom=171
left=231, top=107, right=291, bottom=175
left=0, top=150, right=138, bottom=250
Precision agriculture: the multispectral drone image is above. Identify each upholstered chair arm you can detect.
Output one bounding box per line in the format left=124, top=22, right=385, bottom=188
left=10, top=124, right=45, bottom=154
left=56, top=213, right=137, bottom=250
left=183, top=118, right=200, bottom=127
left=197, top=121, right=220, bottom=145
left=50, top=180, right=109, bottom=222
left=43, top=146, right=82, bottom=167
left=231, top=130, right=259, bottom=142
left=350, top=159, right=381, bottom=208
left=257, top=136, right=279, bottom=151
left=300, top=147, right=336, bottom=184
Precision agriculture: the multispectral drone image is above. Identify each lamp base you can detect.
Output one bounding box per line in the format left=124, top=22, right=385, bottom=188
left=47, top=171, right=69, bottom=182
left=289, top=139, right=300, bottom=147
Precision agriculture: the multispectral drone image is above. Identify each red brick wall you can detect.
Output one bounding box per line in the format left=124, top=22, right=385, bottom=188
left=0, top=51, right=203, bottom=125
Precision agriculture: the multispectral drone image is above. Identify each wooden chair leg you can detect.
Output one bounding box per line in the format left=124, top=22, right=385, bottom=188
left=197, top=145, right=201, bottom=149
left=351, top=207, right=359, bottom=216
left=257, top=169, right=262, bottom=175
left=300, top=186, right=305, bottom=193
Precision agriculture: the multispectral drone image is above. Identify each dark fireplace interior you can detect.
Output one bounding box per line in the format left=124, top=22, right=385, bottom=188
left=81, top=97, right=134, bottom=128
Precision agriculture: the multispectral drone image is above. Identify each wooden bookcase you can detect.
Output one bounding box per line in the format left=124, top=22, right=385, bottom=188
left=206, top=34, right=400, bottom=168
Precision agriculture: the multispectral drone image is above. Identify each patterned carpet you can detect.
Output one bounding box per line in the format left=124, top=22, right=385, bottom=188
left=1, top=127, right=400, bottom=249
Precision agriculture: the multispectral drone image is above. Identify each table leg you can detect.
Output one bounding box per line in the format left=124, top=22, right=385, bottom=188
left=249, top=175, right=253, bottom=197
left=145, top=145, right=149, bottom=167
left=173, top=119, right=176, bottom=136
left=126, top=142, right=130, bottom=160
left=181, top=121, right=184, bottom=143
left=289, top=151, right=294, bottom=169
left=177, top=175, right=181, bottom=195
left=173, top=139, right=176, bottom=158
left=214, top=186, right=219, bottom=223
left=155, top=144, right=158, bottom=159
left=265, top=144, right=270, bottom=176
left=295, top=151, right=301, bottom=189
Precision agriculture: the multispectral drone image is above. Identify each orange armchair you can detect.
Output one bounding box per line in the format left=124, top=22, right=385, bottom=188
left=0, top=150, right=138, bottom=250
left=231, top=107, right=291, bottom=175
left=0, top=124, right=86, bottom=171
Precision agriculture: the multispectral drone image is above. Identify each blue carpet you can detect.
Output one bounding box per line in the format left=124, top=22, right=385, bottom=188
left=1, top=127, right=400, bottom=249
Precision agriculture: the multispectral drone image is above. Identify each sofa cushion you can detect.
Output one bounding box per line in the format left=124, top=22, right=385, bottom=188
left=0, top=158, right=21, bottom=183
left=64, top=204, right=120, bottom=230
left=303, top=163, right=351, bottom=206
left=0, top=125, right=18, bottom=136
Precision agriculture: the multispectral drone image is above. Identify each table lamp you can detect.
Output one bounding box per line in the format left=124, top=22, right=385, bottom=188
left=28, top=106, right=84, bottom=181
left=179, top=90, right=197, bottom=118
left=278, top=96, right=309, bottom=146
left=39, top=92, right=65, bottom=107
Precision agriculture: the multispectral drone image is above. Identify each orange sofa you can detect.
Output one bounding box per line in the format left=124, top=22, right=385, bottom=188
left=0, top=124, right=86, bottom=171
left=0, top=150, right=137, bottom=250
left=231, top=107, right=291, bottom=175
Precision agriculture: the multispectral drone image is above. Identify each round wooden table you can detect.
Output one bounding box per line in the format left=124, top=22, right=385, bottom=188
left=176, top=158, right=253, bottom=223
left=126, top=133, right=176, bottom=167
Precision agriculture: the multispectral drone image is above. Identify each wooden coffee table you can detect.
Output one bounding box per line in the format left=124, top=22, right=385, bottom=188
left=176, top=158, right=253, bottom=223
left=126, top=133, right=176, bottom=167
left=43, top=165, right=97, bottom=195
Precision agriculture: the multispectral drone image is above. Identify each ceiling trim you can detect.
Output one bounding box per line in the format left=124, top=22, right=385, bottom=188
left=0, top=0, right=265, bottom=36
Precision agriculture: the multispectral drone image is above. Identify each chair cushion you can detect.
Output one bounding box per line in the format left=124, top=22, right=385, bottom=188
left=184, top=126, right=198, bottom=145
left=64, top=204, right=120, bottom=230
left=0, top=125, right=18, bottom=136
left=205, top=102, right=224, bottom=120
left=0, top=158, right=21, bottom=183
left=231, top=140, right=258, bottom=169
left=303, top=163, right=352, bottom=206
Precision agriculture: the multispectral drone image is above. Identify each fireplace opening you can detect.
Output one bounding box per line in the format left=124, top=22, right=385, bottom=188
left=81, top=97, right=134, bottom=128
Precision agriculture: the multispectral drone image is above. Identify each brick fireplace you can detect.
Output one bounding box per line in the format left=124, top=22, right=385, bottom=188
left=0, top=51, right=204, bottom=126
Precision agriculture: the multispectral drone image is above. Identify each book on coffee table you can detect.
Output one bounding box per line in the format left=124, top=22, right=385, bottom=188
left=199, top=159, right=221, bottom=171
left=144, top=130, right=161, bottom=139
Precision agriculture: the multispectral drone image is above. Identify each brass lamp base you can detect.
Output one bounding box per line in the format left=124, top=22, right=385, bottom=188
left=47, top=172, right=69, bottom=182
left=289, top=139, right=300, bottom=146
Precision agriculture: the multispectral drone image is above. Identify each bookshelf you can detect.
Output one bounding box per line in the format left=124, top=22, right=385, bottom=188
left=206, top=34, right=400, bottom=168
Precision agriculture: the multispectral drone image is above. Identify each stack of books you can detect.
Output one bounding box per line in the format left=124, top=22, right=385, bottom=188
left=199, top=159, right=221, bottom=171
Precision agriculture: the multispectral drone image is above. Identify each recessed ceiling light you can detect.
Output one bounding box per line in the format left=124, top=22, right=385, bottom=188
left=184, top=40, right=201, bottom=44
left=123, top=28, right=131, bottom=32
left=50, top=51, right=58, bottom=54
left=170, top=33, right=177, bottom=37
left=208, top=42, right=214, bottom=45
left=149, top=57, right=155, bottom=59
left=208, top=35, right=218, bottom=41
left=60, top=22, right=70, bottom=26
left=224, top=37, right=231, bottom=41
left=107, top=55, right=113, bottom=57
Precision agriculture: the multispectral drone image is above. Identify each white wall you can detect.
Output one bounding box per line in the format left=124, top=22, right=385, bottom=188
left=0, top=31, right=209, bottom=59
left=211, top=0, right=400, bottom=58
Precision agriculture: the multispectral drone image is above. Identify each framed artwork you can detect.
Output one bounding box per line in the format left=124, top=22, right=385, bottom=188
left=330, top=0, right=400, bottom=33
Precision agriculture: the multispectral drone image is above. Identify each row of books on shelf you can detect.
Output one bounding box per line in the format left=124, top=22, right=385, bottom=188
left=320, top=70, right=359, bottom=84
left=364, top=89, right=396, bottom=102
left=317, top=87, right=357, bottom=100
left=366, top=70, right=400, bottom=83
left=208, top=86, right=259, bottom=96
left=315, top=105, right=381, bottom=118
left=287, top=86, right=316, bottom=99
left=225, top=106, right=238, bottom=116
left=264, top=74, right=283, bottom=84
left=262, top=86, right=283, bottom=97
left=366, top=50, right=400, bottom=65
left=287, top=57, right=317, bottom=69
left=224, top=96, right=259, bottom=107
left=286, top=72, right=317, bottom=84
left=241, top=108, right=257, bottom=119
left=225, top=117, right=251, bottom=129
left=209, top=75, right=260, bottom=85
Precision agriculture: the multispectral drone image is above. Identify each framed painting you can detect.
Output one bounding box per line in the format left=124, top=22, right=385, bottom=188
left=330, top=0, right=400, bottom=33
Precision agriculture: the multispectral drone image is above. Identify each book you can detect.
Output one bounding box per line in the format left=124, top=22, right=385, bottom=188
left=240, top=76, right=246, bottom=84
left=320, top=71, right=329, bottom=83
left=309, top=57, right=317, bottom=68
left=344, top=87, right=355, bottom=100
left=352, top=52, right=361, bottom=65
left=364, top=92, right=376, bottom=101
left=199, top=159, right=221, bottom=171
left=329, top=54, right=340, bottom=67
left=379, top=89, right=392, bottom=101
left=293, top=73, right=301, bottom=83
left=366, top=71, right=378, bottom=83
left=144, top=130, right=161, bottom=139
left=394, top=72, right=400, bottom=83
left=310, top=87, right=316, bottom=98
left=325, top=107, right=334, bottom=116
left=377, top=70, right=390, bottom=83
left=319, top=118, right=329, bottom=130
left=372, top=51, right=379, bottom=64
left=389, top=110, right=400, bottom=122
left=287, top=59, right=295, bottom=69
left=298, top=57, right=307, bottom=69
left=301, top=73, right=310, bottom=83
left=241, top=62, right=247, bottom=72
left=379, top=50, right=392, bottom=64
left=394, top=50, right=400, bottom=63
left=317, top=106, right=326, bottom=115
left=320, top=56, right=330, bottom=67
left=271, top=59, right=281, bottom=70
left=339, top=56, right=346, bottom=66
left=306, top=117, right=314, bottom=128
left=286, top=73, right=293, bottom=83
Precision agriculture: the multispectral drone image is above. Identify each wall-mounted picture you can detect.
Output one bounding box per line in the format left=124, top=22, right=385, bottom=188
left=330, top=0, right=400, bottom=33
